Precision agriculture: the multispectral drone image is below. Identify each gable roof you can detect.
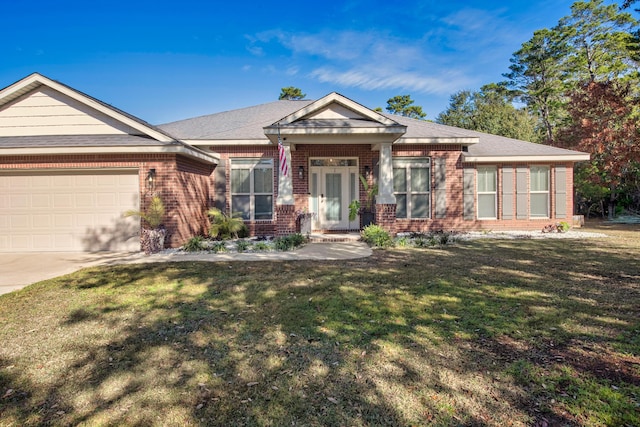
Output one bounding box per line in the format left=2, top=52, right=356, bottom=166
left=0, top=73, right=218, bottom=164
left=159, top=100, right=314, bottom=142
left=159, top=93, right=588, bottom=162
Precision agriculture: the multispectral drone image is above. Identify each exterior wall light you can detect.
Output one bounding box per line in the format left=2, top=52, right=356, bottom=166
left=147, top=168, right=156, bottom=191
left=298, top=165, right=304, bottom=179
left=364, top=165, right=371, bottom=178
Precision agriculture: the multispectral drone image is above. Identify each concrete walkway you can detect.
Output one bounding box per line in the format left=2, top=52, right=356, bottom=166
left=0, top=241, right=372, bottom=295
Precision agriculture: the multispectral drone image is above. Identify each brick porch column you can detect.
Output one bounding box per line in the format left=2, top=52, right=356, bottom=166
left=276, top=142, right=295, bottom=236
left=375, top=142, right=397, bottom=235
left=375, top=204, right=397, bottom=235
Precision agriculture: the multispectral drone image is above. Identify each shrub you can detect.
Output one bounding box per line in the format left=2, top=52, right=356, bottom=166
left=183, top=236, right=205, bottom=252
left=236, top=240, right=250, bottom=252
left=207, top=208, right=245, bottom=240
left=396, top=236, right=409, bottom=247
left=254, top=241, right=270, bottom=252
left=361, top=224, right=393, bottom=248
left=124, top=195, right=165, bottom=229
left=558, top=221, right=571, bottom=232
left=274, top=233, right=306, bottom=251
left=210, top=242, right=227, bottom=253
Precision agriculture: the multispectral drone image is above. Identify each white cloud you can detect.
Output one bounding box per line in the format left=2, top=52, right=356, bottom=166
left=249, top=5, right=534, bottom=97
left=309, top=67, right=472, bottom=95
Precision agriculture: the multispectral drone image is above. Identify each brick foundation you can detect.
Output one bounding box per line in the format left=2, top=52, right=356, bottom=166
left=375, top=204, right=397, bottom=235
left=275, top=204, right=296, bottom=236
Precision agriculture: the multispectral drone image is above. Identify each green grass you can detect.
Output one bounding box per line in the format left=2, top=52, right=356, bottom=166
left=0, top=223, right=638, bottom=426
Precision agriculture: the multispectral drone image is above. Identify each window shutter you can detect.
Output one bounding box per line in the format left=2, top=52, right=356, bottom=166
left=435, top=157, right=446, bottom=219
left=555, top=166, right=567, bottom=218
left=516, top=167, right=528, bottom=219
left=502, top=167, right=514, bottom=220
left=463, top=168, right=475, bottom=220
left=213, top=162, right=227, bottom=210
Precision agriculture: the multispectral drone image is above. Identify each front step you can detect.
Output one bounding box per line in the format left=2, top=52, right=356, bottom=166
left=308, top=232, right=361, bottom=243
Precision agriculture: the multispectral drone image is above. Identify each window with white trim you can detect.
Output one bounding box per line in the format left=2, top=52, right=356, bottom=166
left=477, top=166, right=497, bottom=219
left=230, top=159, right=273, bottom=220
left=530, top=166, right=550, bottom=218
left=393, top=158, right=431, bottom=219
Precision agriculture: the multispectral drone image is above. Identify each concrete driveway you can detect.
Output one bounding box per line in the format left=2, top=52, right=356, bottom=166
left=0, top=242, right=372, bottom=296
left=0, top=252, right=141, bottom=295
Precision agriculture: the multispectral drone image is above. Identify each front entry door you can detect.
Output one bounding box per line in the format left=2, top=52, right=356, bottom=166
left=309, top=159, right=358, bottom=231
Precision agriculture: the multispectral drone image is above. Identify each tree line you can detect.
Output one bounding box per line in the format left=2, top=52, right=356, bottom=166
left=281, top=0, right=640, bottom=219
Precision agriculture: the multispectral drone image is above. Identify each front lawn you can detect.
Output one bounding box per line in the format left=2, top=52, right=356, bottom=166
left=1, top=223, right=638, bottom=426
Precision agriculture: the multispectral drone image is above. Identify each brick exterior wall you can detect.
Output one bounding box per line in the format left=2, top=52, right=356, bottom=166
left=0, top=153, right=214, bottom=248
left=206, top=143, right=578, bottom=236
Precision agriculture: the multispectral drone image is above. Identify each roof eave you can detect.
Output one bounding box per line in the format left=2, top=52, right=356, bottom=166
left=0, top=145, right=220, bottom=164
left=264, top=126, right=406, bottom=136
left=396, top=137, right=479, bottom=145
left=463, top=154, right=591, bottom=163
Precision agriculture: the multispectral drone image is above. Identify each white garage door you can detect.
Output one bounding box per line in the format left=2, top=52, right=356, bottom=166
left=0, top=169, right=140, bottom=252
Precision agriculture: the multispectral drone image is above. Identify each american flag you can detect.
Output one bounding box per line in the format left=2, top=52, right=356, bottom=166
left=278, top=135, right=289, bottom=177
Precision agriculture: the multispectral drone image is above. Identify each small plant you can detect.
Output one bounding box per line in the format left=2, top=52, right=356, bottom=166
left=124, top=195, right=165, bottom=229
left=438, top=231, right=453, bottom=245
left=558, top=221, right=570, bottom=232
left=274, top=233, right=306, bottom=251
left=254, top=241, right=270, bottom=251
left=348, top=199, right=360, bottom=222
left=396, top=236, right=409, bottom=247
left=413, top=236, right=429, bottom=248
left=183, top=236, right=205, bottom=252
left=124, top=195, right=167, bottom=254
left=359, top=174, right=378, bottom=213
left=207, top=208, right=245, bottom=240
left=361, top=224, right=393, bottom=248
left=236, top=240, right=250, bottom=252
left=210, top=241, right=227, bottom=253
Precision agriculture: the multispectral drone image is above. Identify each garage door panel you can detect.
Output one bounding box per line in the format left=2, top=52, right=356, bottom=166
left=10, top=214, right=30, bottom=229
left=75, top=193, right=95, bottom=208
left=0, top=170, right=140, bottom=252
left=32, top=194, right=51, bottom=208
left=10, top=194, right=30, bottom=208
left=53, top=193, right=73, bottom=208
left=32, top=214, right=53, bottom=228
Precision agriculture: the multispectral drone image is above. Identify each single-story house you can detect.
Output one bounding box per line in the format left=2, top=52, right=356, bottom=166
left=0, top=73, right=589, bottom=252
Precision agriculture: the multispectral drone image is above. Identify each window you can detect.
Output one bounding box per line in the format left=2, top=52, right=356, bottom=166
left=530, top=166, right=549, bottom=218
left=477, top=166, right=497, bottom=219
left=231, top=159, right=273, bottom=220
left=393, top=158, right=430, bottom=219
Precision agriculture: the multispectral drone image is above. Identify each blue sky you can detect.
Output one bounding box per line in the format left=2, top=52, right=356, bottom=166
left=1, top=0, right=631, bottom=124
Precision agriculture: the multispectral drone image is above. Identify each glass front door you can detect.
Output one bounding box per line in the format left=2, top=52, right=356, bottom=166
left=309, top=159, right=360, bottom=230
left=309, top=159, right=358, bottom=230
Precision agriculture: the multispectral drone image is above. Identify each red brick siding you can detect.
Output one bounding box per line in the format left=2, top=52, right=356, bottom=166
left=0, top=153, right=214, bottom=248
left=207, top=144, right=578, bottom=236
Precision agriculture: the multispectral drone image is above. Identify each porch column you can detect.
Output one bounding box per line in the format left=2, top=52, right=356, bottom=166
left=276, top=143, right=296, bottom=235
left=375, top=142, right=397, bottom=235
left=277, top=143, right=294, bottom=205
left=376, top=143, right=396, bottom=205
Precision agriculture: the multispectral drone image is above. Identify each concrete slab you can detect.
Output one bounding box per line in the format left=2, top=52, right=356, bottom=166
left=0, top=242, right=372, bottom=296
left=0, top=252, right=142, bottom=295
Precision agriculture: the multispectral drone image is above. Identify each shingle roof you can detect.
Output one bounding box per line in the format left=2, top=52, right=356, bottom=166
left=159, top=100, right=314, bottom=140
left=158, top=96, right=588, bottom=161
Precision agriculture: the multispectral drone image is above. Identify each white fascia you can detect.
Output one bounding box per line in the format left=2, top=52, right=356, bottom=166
left=0, top=146, right=220, bottom=164
left=463, top=154, right=591, bottom=163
